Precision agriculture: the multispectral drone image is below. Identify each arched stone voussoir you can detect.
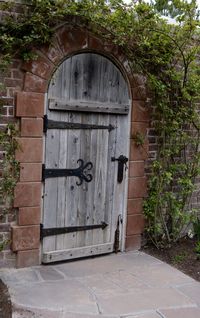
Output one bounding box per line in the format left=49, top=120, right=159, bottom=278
left=22, top=51, right=55, bottom=81
left=39, top=37, right=65, bottom=65
left=56, top=25, right=89, bottom=56
left=23, top=72, right=48, bottom=93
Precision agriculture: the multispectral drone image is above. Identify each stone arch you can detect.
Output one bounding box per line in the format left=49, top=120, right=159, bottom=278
left=12, top=22, right=149, bottom=268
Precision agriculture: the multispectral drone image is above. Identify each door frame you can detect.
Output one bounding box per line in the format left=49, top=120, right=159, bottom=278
left=12, top=22, right=148, bottom=268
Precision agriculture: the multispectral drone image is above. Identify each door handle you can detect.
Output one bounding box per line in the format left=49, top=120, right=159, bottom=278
left=111, top=155, right=128, bottom=183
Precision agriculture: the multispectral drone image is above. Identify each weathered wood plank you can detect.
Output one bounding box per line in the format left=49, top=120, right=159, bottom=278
left=64, top=112, right=81, bottom=250
left=43, top=112, right=60, bottom=252
left=49, top=99, right=129, bottom=114
left=42, top=243, right=113, bottom=263
left=56, top=111, right=68, bottom=251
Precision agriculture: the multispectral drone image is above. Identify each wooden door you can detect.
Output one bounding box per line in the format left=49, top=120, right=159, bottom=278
left=42, top=53, right=130, bottom=263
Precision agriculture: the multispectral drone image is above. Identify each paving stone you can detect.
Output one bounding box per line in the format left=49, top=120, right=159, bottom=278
left=56, top=252, right=161, bottom=278
left=36, top=267, right=64, bottom=281
left=125, top=312, right=161, bottom=318
left=104, top=270, right=148, bottom=291
left=97, top=287, right=195, bottom=315
left=131, top=263, right=194, bottom=287
left=177, top=282, right=200, bottom=306
left=77, top=273, right=125, bottom=296
left=159, top=307, right=200, bottom=318
left=63, top=313, right=119, bottom=318
left=56, top=254, right=130, bottom=277
left=0, top=268, right=40, bottom=286
left=11, top=280, right=98, bottom=314
left=119, top=252, right=163, bottom=267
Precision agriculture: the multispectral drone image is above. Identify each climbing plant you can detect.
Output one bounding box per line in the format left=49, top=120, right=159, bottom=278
left=0, top=0, right=200, bottom=248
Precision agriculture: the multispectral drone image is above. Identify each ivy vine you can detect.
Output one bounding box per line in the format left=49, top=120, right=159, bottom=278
left=0, top=0, right=200, bottom=249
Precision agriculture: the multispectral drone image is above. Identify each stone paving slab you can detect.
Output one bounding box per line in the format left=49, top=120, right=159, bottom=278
left=11, top=280, right=98, bottom=314
left=177, top=282, right=200, bottom=306
left=126, top=313, right=161, bottom=318
left=0, top=252, right=200, bottom=318
left=54, top=252, right=162, bottom=278
left=130, top=263, right=195, bottom=287
left=96, top=287, right=195, bottom=315
left=62, top=314, right=119, bottom=318
left=36, top=267, right=65, bottom=281
left=0, top=268, right=40, bottom=286
left=159, top=307, right=200, bottom=318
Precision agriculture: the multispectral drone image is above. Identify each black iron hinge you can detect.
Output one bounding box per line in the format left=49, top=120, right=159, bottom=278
left=43, top=115, right=115, bottom=133
left=40, top=222, right=108, bottom=240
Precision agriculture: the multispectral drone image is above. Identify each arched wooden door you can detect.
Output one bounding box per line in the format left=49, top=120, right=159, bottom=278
left=41, top=53, right=130, bottom=263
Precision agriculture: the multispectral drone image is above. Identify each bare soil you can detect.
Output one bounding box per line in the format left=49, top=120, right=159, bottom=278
left=142, top=236, right=200, bottom=282
left=0, top=279, right=12, bottom=318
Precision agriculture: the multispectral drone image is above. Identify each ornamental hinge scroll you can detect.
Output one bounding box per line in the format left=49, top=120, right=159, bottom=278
left=42, top=159, right=93, bottom=186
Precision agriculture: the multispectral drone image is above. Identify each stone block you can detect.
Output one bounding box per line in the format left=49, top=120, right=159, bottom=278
left=15, top=138, right=43, bottom=163
left=128, top=177, right=147, bottom=198
left=16, top=92, right=44, bottom=117
left=18, top=207, right=41, bottom=226
left=12, top=225, right=40, bottom=251
left=40, top=39, right=64, bottom=64
left=20, top=163, right=42, bottom=182
left=125, top=234, right=141, bottom=251
left=14, top=182, right=41, bottom=207
left=21, top=118, right=43, bottom=137
left=129, top=161, right=144, bottom=177
left=127, top=198, right=143, bottom=215
left=88, top=34, right=104, bottom=51
left=129, top=139, right=149, bottom=161
left=23, top=53, right=54, bottom=80
left=24, top=73, right=47, bottom=93
left=132, top=100, right=150, bottom=122
left=16, top=249, right=40, bottom=268
left=57, top=26, right=88, bottom=54
left=126, top=214, right=145, bottom=235
left=131, top=121, right=148, bottom=137
left=131, top=85, right=147, bottom=100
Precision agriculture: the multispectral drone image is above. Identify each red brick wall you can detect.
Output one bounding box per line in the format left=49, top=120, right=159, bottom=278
left=0, top=59, right=24, bottom=266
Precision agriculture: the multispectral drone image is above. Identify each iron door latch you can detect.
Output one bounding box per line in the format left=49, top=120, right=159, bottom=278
left=111, top=155, right=128, bottom=183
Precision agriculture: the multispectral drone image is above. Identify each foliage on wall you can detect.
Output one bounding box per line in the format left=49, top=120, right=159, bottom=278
left=0, top=0, right=200, bottom=248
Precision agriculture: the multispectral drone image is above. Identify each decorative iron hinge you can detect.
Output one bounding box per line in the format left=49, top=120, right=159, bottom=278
left=42, top=159, right=93, bottom=186
left=43, top=115, right=115, bottom=133
left=40, top=222, right=108, bottom=239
